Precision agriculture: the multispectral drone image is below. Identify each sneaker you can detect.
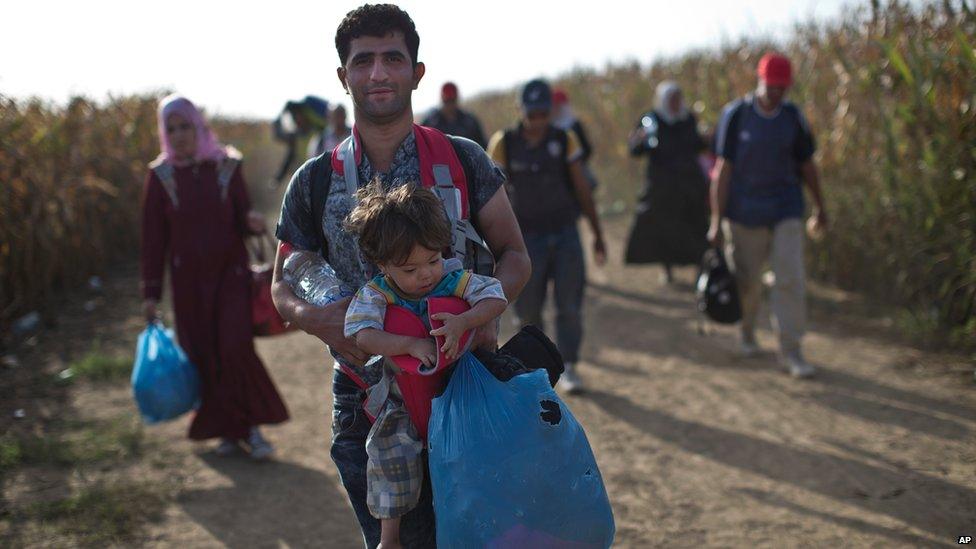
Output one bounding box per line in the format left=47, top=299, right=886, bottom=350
left=738, top=339, right=760, bottom=358
left=557, top=363, right=584, bottom=394
left=247, top=427, right=275, bottom=461
left=784, top=353, right=816, bottom=379
left=215, top=438, right=241, bottom=457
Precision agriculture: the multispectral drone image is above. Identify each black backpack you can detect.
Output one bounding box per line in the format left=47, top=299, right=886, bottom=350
left=696, top=248, right=742, bottom=324
left=501, top=125, right=576, bottom=203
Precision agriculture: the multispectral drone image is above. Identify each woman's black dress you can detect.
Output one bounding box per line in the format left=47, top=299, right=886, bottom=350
left=625, top=111, right=709, bottom=266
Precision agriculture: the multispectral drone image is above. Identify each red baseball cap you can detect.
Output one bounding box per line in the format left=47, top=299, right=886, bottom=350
left=441, top=82, right=459, bottom=101
left=757, top=53, right=793, bottom=87
left=553, top=88, right=568, bottom=106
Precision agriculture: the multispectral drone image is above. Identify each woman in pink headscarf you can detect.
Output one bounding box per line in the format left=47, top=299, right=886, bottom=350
left=141, top=94, right=289, bottom=459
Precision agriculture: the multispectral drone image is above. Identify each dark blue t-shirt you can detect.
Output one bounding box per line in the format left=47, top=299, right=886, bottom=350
left=715, top=96, right=816, bottom=227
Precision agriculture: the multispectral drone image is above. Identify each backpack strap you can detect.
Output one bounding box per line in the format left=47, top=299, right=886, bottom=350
left=415, top=126, right=495, bottom=275
left=309, top=152, right=333, bottom=261
left=216, top=147, right=242, bottom=202
left=149, top=158, right=179, bottom=208
left=572, top=119, right=592, bottom=164
left=720, top=98, right=750, bottom=158
left=447, top=139, right=477, bottom=217
left=556, top=126, right=571, bottom=170
left=326, top=126, right=495, bottom=274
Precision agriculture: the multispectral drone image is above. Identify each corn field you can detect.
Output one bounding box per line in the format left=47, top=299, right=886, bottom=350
left=468, top=0, right=976, bottom=347
left=1, top=0, right=973, bottom=348
left=0, top=94, right=280, bottom=339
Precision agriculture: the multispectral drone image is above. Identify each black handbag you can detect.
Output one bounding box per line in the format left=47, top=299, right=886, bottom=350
left=696, top=248, right=743, bottom=324
left=473, top=325, right=564, bottom=388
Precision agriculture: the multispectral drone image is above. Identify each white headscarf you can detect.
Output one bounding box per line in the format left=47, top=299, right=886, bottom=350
left=654, top=81, right=689, bottom=125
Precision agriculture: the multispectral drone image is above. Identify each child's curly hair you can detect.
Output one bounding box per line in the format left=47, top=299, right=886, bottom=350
left=343, top=179, right=452, bottom=266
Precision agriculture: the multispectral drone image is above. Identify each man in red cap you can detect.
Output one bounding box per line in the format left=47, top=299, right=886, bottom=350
left=708, top=52, right=828, bottom=378
left=421, top=81, right=488, bottom=148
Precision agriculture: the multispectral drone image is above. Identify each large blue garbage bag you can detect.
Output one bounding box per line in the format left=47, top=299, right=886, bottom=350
left=428, top=352, right=614, bottom=548
left=131, top=322, right=200, bottom=424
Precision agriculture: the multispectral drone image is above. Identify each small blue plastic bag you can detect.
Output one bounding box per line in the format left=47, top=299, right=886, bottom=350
left=428, top=352, right=614, bottom=548
left=131, top=321, right=200, bottom=424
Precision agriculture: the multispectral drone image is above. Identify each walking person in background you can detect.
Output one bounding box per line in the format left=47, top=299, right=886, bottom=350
left=323, top=103, right=352, bottom=153
left=624, top=81, right=709, bottom=284
left=552, top=88, right=600, bottom=194
left=707, top=53, right=828, bottom=378
left=487, top=78, right=607, bottom=394
left=270, top=95, right=329, bottom=188
left=421, top=82, right=488, bottom=148
left=141, top=94, right=289, bottom=458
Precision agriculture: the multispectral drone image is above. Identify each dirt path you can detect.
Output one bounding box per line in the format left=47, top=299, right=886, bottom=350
left=32, top=219, right=975, bottom=548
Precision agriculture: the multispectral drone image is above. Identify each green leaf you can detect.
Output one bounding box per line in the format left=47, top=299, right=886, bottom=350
left=882, top=40, right=916, bottom=87
left=954, top=28, right=976, bottom=72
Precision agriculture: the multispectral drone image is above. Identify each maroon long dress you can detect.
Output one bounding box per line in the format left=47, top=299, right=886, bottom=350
left=140, top=160, right=289, bottom=440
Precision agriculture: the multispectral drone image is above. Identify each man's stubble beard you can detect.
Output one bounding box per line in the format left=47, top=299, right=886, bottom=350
left=354, top=87, right=414, bottom=126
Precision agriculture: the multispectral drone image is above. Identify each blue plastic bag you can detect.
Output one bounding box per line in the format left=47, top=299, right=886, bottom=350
left=131, top=322, right=200, bottom=424
left=429, top=353, right=614, bottom=548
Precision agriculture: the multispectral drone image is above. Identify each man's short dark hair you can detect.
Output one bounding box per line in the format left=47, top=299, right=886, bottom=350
left=335, top=4, right=420, bottom=66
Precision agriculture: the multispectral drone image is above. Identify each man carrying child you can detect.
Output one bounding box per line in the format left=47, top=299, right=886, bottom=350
left=344, top=181, right=508, bottom=547
left=271, top=4, right=530, bottom=547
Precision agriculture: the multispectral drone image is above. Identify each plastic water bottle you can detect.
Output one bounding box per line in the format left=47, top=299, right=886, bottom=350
left=641, top=114, right=659, bottom=148
left=282, top=251, right=353, bottom=306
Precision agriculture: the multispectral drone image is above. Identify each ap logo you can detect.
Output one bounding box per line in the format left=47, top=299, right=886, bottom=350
left=959, top=535, right=973, bottom=544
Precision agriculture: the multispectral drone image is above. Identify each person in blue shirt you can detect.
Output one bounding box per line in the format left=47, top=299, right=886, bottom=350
left=707, top=53, right=828, bottom=378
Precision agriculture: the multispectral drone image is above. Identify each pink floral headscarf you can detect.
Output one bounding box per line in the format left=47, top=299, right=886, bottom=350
left=155, top=94, right=227, bottom=166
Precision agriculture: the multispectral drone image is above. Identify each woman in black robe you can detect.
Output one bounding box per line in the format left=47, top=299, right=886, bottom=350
left=625, top=81, right=709, bottom=283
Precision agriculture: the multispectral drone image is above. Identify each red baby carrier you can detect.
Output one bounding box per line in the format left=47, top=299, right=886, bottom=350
left=377, top=296, right=474, bottom=440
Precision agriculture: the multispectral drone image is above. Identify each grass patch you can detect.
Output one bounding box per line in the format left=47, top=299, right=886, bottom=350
left=66, top=345, right=132, bottom=382
left=0, top=417, right=145, bottom=474
left=895, top=310, right=976, bottom=355
left=14, top=481, right=167, bottom=546
left=61, top=417, right=145, bottom=464
left=0, top=433, right=23, bottom=473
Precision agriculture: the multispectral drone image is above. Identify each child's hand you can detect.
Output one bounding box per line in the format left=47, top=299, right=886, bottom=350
left=407, top=338, right=437, bottom=370
left=430, top=313, right=468, bottom=361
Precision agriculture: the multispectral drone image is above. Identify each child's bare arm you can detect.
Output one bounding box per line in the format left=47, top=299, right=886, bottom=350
left=355, top=329, right=437, bottom=368
left=458, top=297, right=507, bottom=332
left=430, top=297, right=507, bottom=358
